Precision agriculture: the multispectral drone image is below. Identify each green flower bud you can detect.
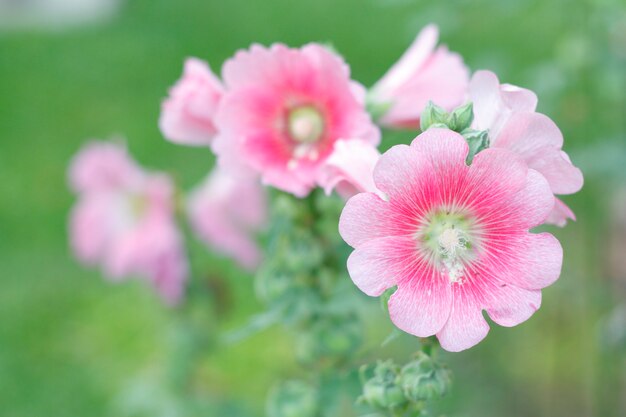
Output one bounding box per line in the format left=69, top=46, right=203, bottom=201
left=360, top=360, right=407, bottom=410
left=420, top=101, right=449, bottom=131
left=447, top=102, right=474, bottom=132
left=266, top=380, right=319, bottom=417
left=461, top=128, right=490, bottom=165
left=398, top=352, right=452, bottom=402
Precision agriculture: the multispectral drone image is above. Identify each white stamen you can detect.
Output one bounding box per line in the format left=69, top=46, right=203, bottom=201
left=437, top=226, right=468, bottom=284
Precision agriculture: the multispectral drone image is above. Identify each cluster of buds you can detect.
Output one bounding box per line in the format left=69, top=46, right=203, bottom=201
left=254, top=191, right=363, bottom=366
left=359, top=352, right=452, bottom=416
left=420, top=101, right=489, bottom=165
left=254, top=193, right=335, bottom=321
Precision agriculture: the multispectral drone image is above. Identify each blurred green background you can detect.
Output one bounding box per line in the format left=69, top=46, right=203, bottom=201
left=1, top=0, right=625, bottom=416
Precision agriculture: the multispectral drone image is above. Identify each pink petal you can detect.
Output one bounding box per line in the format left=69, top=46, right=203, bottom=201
left=187, top=167, right=266, bottom=270
left=494, top=112, right=583, bottom=195
left=545, top=197, right=576, bottom=227
left=373, top=129, right=469, bottom=201
left=389, top=269, right=453, bottom=338
left=485, top=282, right=542, bottom=327
left=469, top=70, right=506, bottom=132
left=317, top=139, right=381, bottom=199
left=339, top=192, right=402, bottom=248
left=497, top=169, right=555, bottom=230
left=372, top=25, right=469, bottom=128
left=492, top=232, right=563, bottom=290
left=346, top=236, right=417, bottom=296
left=68, top=141, right=141, bottom=193
left=458, top=146, right=529, bottom=212
left=500, top=83, right=538, bottom=113
left=372, top=24, right=439, bottom=99
left=436, top=286, right=490, bottom=352
left=378, top=47, right=469, bottom=128
left=159, top=57, right=224, bottom=146
left=469, top=70, right=536, bottom=138
left=69, top=194, right=116, bottom=265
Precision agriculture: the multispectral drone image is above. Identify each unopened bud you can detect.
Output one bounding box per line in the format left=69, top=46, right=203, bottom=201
left=420, top=101, right=449, bottom=131
left=447, top=102, right=474, bottom=132
left=398, top=352, right=452, bottom=402
left=360, top=360, right=407, bottom=410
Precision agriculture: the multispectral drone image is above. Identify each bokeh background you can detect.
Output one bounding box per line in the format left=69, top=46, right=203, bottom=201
left=1, top=0, right=625, bottom=416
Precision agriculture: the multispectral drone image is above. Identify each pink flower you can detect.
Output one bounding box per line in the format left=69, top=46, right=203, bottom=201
left=470, top=70, right=583, bottom=226
left=213, top=43, right=380, bottom=197
left=370, top=24, right=469, bottom=129
left=159, top=58, right=224, bottom=146
left=317, top=139, right=381, bottom=199
left=339, top=129, right=562, bottom=352
left=68, top=141, right=188, bottom=305
left=187, top=167, right=267, bottom=270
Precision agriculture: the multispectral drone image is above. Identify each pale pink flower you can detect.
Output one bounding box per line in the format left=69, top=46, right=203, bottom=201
left=186, top=167, right=267, bottom=270
left=213, top=43, right=380, bottom=197
left=159, top=58, right=224, bottom=146
left=339, top=129, right=562, bottom=352
left=470, top=70, right=583, bottom=226
left=317, top=139, right=381, bottom=200
left=370, top=24, right=469, bottom=129
left=69, top=141, right=188, bottom=305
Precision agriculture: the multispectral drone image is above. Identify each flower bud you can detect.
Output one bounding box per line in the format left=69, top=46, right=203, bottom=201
left=447, top=102, right=474, bottom=132
left=266, top=380, right=319, bottom=417
left=398, top=352, right=452, bottom=402
left=420, top=101, right=449, bottom=131
left=360, top=360, right=407, bottom=410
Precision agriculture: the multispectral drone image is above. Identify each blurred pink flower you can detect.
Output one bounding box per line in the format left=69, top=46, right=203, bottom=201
left=339, top=129, right=562, bottom=352
left=213, top=43, right=380, bottom=197
left=159, top=58, right=224, bottom=146
left=69, top=141, right=188, bottom=305
left=370, top=24, right=469, bottom=129
left=68, top=140, right=142, bottom=193
left=317, top=139, right=381, bottom=200
left=187, top=167, right=267, bottom=270
left=470, top=70, right=583, bottom=226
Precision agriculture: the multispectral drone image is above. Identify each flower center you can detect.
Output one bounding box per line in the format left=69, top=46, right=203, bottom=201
left=288, top=106, right=325, bottom=144
left=417, top=210, right=479, bottom=284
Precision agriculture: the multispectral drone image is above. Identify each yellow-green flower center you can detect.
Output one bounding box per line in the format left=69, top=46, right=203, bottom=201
left=288, top=106, right=325, bottom=144
left=417, top=210, right=479, bottom=284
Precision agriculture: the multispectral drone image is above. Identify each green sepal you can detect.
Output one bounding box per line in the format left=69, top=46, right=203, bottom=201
left=462, top=128, right=490, bottom=165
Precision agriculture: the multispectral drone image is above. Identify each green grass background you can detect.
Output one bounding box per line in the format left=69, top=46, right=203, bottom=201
left=0, top=0, right=625, bottom=416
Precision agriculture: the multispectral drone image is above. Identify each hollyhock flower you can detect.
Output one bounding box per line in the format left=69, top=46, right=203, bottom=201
left=469, top=70, right=583, bottom=226
left=369, top=24, right=469, bottom=129
left=159, top=58, right=224, bottom=146
left=69, top=141, right=188, bottom=305
left=213, top=43, right=380, bottom=197
left=317, top=139, right=381, bottom=199
left=187, top=167, right=267, bottom=270
left=339, top=129, right=562, bottom=352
